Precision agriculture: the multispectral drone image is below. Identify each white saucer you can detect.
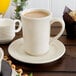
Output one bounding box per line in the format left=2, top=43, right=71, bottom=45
left=8, top=38, right=66, bottom=64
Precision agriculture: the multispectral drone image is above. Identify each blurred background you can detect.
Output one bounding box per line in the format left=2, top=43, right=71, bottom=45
left=4, top=0, right=76, bottom=18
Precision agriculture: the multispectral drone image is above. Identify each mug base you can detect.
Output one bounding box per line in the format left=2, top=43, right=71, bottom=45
left=25, top=49, right=49, bottom=57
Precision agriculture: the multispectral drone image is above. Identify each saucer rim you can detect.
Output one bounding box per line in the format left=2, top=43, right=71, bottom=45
left=8, top=38, right=66, bottom=64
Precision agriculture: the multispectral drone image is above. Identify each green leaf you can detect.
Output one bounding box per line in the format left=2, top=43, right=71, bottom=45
left=16, top=74, right=20, bottom=76
left=29, top=73, right=33, bottom=76
left=13, top=0, right=27, bottom=19
left=13, top=0, right=17, bottom=3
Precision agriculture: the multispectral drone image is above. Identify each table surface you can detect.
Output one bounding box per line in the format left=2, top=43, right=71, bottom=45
left=0, top=25, right=76, bottom=76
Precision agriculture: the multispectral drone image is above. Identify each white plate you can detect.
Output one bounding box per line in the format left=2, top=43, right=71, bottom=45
left=8, top=38, right=66, bottom=64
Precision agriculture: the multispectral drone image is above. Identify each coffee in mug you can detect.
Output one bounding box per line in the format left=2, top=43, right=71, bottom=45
left=24, top=10, right=49, bottom=18
left=21, top=9, right=65, bottom=56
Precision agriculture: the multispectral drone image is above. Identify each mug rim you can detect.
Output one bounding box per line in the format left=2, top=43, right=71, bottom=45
left=0, top=48, right=4, bottom=61
left=21, top=8, right=52, bottom=20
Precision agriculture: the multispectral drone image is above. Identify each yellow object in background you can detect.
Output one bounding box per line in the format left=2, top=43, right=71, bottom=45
left=0, top=0, right=11, bottom=14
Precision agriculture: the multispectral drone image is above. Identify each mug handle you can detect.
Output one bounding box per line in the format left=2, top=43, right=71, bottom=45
left=50, top=18, right=65, bottom=40
left=14, top=20, right=22, bottom=33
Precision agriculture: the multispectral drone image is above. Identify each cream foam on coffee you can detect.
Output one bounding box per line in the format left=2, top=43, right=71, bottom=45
left=24, top=10, right=49, bottom=18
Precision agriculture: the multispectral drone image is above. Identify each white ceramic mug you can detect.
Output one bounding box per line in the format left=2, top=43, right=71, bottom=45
left=0, top=48, right=4, bottom=72
left=0, top=18, right=22, bottom=44
left=21, top=9, right=65, bottom=56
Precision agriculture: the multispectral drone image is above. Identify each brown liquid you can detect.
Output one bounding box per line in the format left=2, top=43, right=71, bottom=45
left=24, top=11, right=49, bottom=18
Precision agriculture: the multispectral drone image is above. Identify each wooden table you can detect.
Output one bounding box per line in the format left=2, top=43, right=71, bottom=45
left=0, top=26, right=76, bottom=76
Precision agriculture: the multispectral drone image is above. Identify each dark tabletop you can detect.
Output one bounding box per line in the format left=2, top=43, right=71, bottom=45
left=0, top=25, right=76, bottom=76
